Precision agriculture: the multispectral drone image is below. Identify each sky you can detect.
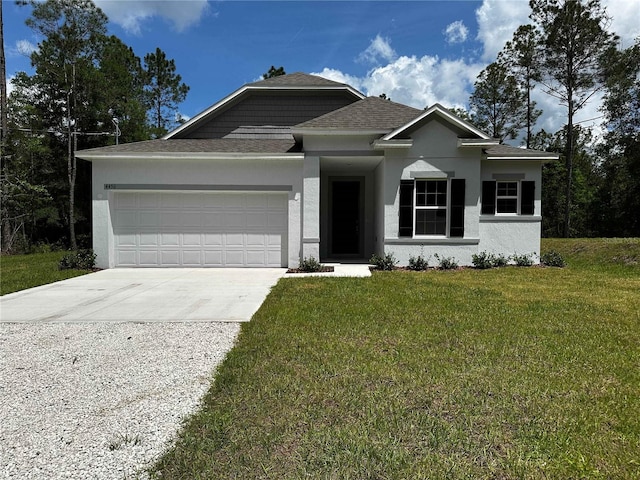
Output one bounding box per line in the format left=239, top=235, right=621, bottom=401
left=4, top=0, right=640, bottom=145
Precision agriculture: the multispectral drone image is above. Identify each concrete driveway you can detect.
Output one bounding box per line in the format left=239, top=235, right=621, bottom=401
left=0, top=268, right=286, bottom=323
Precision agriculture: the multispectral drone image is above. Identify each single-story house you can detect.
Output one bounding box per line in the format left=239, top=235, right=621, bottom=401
left=77, top=72, right=558, bottom=269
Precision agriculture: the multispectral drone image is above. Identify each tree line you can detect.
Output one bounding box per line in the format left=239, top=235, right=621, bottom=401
left=461, top=0, right=639, bottom=238
left=1, top=0, right=189, bottom=252
left=1, top=0, right=638, bottom=254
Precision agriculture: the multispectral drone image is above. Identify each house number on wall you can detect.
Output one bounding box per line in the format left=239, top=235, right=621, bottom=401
left=104, top=184, right=117, bottom=190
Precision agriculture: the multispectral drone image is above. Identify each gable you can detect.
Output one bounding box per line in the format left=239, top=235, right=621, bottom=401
left=178, top=91, right=359, bottom=139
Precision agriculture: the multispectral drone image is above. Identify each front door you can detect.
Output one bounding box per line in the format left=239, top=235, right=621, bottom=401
left=330, top=179, right=362, bottom=256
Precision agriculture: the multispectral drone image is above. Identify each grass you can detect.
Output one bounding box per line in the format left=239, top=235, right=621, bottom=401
left=0, top=251, right=92, bottom=295
left=150, top=239, right=640, bottom=479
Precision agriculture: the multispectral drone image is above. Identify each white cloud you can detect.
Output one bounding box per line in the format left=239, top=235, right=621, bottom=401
left=357, top=34, right=397, bottom=64
left=602, top=0, right=640, bottom=48
left=444, top=20, right=469, bottom=44
left=475, top=0, right=530, bottom=61
left=8, top=40, right=38, bottom=57
left=95, top=0, right=210, bottom=35
left=315, top=55, right=482, bottom=110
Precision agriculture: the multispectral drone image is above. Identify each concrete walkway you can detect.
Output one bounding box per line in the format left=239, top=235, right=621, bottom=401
left=283, top=263, right=372, bottom=278
left=0, top=268, right=285, bottom=323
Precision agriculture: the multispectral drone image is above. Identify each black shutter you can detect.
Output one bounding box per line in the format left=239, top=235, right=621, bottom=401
left=481, top=181, right=496, bottom=215
left=450, top=178, right=465, bottom=237
left=521, top=181, right=535, bottom=215
left=399, top=180, right=414, bottom=237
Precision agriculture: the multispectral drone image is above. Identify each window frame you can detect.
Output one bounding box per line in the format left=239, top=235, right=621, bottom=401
left=495, top=180, right=520, bottom=215
left=413, top=178, right=449, bottom=237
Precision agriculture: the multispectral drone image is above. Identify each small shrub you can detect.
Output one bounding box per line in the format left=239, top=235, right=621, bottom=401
left=408, top=254, right=429, bottom=271
left=541, top=250, right=566, bottom=267
left=370, top=252, right=398, bottom=271
left=59, top=249, right=96, bottom=270
left=492, top=253, right=509, bottom=268
left=434, top=254, right=458, bottom=270
left=472, top=251, right=495, bottom=269
left=512, top=252, right=536, bottom=267
left=298, top=256, right=323, bottom=273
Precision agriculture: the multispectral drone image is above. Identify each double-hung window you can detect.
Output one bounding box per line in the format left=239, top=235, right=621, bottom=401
left=496, top=181, right=518, bottom=214
left=482, top=179, right=535, bottom=215
left=415, top=180, right=447, bottom=235
left=399, top=178, right=465, bottom=238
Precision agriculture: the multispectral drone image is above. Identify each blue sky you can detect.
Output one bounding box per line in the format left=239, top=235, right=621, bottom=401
left=5, top=0, right=640, bottom=140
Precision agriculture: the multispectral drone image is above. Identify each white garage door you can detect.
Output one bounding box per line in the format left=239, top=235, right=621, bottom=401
left=113, top=191, right=287, bottom=267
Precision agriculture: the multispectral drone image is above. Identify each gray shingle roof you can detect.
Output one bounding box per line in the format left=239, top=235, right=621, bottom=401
left=246, top=72, right=350, bottom=88
left=76, top=138, right=300, bottom=157
left=295, top=97, right=423, bottom=130
left=484, top=144, right=558, bottom=158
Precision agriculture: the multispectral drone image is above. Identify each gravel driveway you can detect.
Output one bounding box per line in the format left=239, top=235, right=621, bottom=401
left=0, top=322, right=240, bottom=479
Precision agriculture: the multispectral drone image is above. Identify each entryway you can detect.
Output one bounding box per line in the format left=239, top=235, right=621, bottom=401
left=328, top=177, right=364, bottom=258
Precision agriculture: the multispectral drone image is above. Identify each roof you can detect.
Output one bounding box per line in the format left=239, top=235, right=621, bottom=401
left=76, top=138, right=300, bottom=158
left=295, top=97, right=423, bottom=131
left=165, top=72, right=365, bottom=140
left=484, top=143, right=559, bottom=160
left=246, top=72, right=351, bottom=88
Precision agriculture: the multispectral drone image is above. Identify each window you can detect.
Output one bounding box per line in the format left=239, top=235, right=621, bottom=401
left=482, top=180, right=535, bottom=216
left=399, top=178, right=465, bottom=237
left=496, top=181, right=518, bottom=213
left=415, top=180, right=447, bottom=235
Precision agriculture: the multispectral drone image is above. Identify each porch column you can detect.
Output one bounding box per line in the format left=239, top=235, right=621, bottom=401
left=302, top=155, right=320, bottom=260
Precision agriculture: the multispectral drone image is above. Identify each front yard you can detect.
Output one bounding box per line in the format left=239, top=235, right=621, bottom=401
left=150, top=239, right=640, bottom=479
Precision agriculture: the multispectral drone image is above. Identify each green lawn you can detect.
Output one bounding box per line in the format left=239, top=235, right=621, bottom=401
left=0, top=251, right=91, bottom=295
left=150, top=239, right=640, bottom=479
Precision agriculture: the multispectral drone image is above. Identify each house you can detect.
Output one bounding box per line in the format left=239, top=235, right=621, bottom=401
left=77, top=72, right=558, bottom=269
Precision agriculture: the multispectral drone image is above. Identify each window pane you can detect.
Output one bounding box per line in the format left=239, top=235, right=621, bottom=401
left=415, top=209, right=447, bottom=235
left=416, top=180, right=447, bottom=206
left=497, top=198, right=518, bottom=213
left=497, top=181, right=518, bottom=196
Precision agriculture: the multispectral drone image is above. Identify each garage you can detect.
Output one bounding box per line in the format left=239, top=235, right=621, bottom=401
left=112, top=191, right=288, bottom=267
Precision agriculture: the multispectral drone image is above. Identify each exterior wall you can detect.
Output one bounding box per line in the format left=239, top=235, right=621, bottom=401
left=91, top=156, right=303, bottom=269
left=478, top=159, right=543, bottom=261
left=383, top=119, right=482, bottom=266
left=302, top=156, right=320, bottom=260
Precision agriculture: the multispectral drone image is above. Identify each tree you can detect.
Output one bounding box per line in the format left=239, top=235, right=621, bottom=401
left=595, top=39, right=640, bottom=236
left=21, top=0, right=109, bottom=250
left=263, top=65, right=285, bottom=79
left=143, top=48, right=189, bottom=138
left=529, top=0, right=617, bottom=237
left=469, top=62, right=527, bottom=142
left=98, top=36, right=149, bottom=143
left=498, top=25, right=542, bottom=148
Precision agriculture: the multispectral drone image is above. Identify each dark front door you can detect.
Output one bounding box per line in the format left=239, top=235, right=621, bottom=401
left=331, top=180, right=361, bottom=255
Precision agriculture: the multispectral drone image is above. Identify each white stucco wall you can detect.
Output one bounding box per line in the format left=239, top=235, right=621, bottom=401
left=91, top=156, right=303, bottom=269
left=380, top=118, right=545, bottom=266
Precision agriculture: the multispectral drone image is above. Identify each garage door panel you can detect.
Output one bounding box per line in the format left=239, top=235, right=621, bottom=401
left=117, top=250, right=137, bottom=266
left=139, top=194, right=159, bottom=208
left=182, top=212, right=201, bottom=227
left=139, top=250, right=159, bottom=266
left=116, top=211, right=137, bottom=228
left=139, top=212, right=160, bottom=227
left=160, top=233, right=180, bottom=246
left=113, top=192, right=287, bottom=267
left=117, top=232, right=137, bottom=247
left=204, top=250, right=223, bottom=265
left=139, top=233, right=158, bottom=247
left=182, top=251, right=202, bottom=266
left=183, top=233, right=202, bottom=247
left=225, top=250, right=244, bottom=266
left=204, top=233, right=223, bottom=246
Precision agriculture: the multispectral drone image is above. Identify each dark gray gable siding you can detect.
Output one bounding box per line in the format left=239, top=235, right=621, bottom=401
left=179, top=92, right=358, bottom=139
